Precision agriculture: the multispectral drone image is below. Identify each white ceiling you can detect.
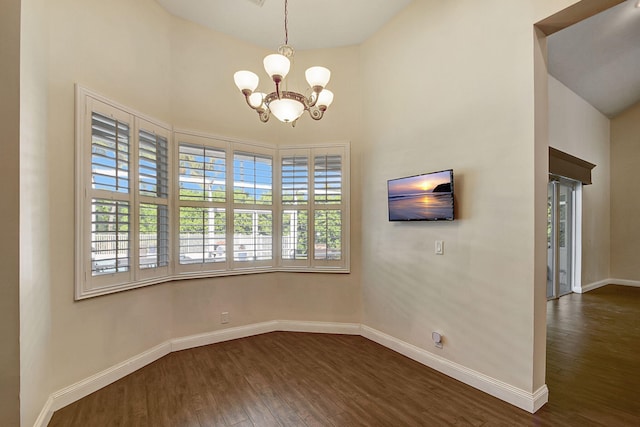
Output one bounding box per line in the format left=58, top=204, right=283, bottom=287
left=548, top=0, right=640, bottom=118
left=155, top=0, right=412, bottom=50
left=155, top=0, right=640, bottom=118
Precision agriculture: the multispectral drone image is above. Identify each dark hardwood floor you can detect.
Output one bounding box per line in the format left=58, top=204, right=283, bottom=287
left=49, top=285, right=640, bottom=426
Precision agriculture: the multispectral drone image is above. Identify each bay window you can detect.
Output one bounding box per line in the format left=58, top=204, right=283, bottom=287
left=76, top=86, right=349, bottom=299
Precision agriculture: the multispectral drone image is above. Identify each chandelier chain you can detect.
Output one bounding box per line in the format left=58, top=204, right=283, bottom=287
left=284, top=0, right=289, bottom=45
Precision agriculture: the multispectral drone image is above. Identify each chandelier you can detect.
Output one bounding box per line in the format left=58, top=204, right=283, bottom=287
left=233, top=0, right=334, bottom=126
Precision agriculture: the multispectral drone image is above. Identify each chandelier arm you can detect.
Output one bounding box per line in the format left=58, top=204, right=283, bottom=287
left=308, top=108, right=324, bottom=121
left=244, top=94, right=258, bottom=110
left=259, top=109, right=270, bottom=123
left=306, top=94, right=318, bottom=109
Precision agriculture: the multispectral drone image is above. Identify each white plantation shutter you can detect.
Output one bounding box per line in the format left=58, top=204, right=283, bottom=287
left=138, top=129, right=168, bottom=198
left=139, top=203, right=169, bottom=269
left=91, top=199, right=130, bottom=275
left=179, top=143, right=226, bottom=202
left=282, top=156, right=308, bottom=204
left=281, top=154, right=309, bottom=262
left=313, top=153, right=343, bottom=262
left=78, top=89, right=172, bottom=299
left=178, top=206, right=226, bottom=265
left=314, top=154, right=342, bottom=204
left=176, top=135, right=228, bottom=273
left=234, top=152, right=273, bottom=205
left=137, top=121, right=171, bottom=277
left=77, top=87, right=349, bottom=299
left=232, top=150, right=273, bottom=266
left=89, top=111, right=131, bottom=275
left=279, top=146, right=349, bottom=269
left=91, top=112, right=130, bottom=193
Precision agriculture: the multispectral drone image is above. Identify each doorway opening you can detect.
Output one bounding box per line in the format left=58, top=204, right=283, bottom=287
left=547, top=176, right=581, bottom=299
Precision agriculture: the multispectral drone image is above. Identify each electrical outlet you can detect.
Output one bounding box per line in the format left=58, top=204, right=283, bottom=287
left=221, top=312, right=230, bottom=324
left=432, top=331, right=443, bottom=349
left=435, top=240, right=444, bottom=255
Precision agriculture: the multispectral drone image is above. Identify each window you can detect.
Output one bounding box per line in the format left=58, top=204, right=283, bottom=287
left=76, top=90, right=172, bottom=298
left=137, top=120, right=170, bottom=280
left=176, top=136, right=228, bottom=272
left=89, top=110, right=132, bottom=282
left=281, top=154, right=309, bottom=262
left=233, top=150, right=273, bottom=266
left=76, top=87, right=349, bottom=299
left=280, top=147, right=349, bottom=269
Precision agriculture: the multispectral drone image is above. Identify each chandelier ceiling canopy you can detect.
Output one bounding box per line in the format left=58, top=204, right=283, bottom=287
left=233, top=0, right=334, bottom=126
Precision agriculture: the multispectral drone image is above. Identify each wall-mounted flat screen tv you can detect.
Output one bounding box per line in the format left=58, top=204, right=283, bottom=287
left=388, top=169, right=454, bottom=221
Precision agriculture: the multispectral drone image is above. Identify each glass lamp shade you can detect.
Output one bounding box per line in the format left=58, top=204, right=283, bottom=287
left=234, top=70, right=259, bottom=93
left=248, top=92, right=265, bottom=108
left=316, top=89, right=334, bottom=109
left=268, top=98, right=305, bottom=123
left=305, top=66, right=331, bottom=89
left=263, top=54, right=290, bottom=80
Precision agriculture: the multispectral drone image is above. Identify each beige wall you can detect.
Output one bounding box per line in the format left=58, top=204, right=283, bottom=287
left=548, top=75, right=611, bottom=287
left=16, top=0, right=362, bottom=424
left=20, top=0, right=54, bottom=424
left=168, top=17, right=363, bottom=338
left=16, top=0, right=598, bottom=423
left=360, top=0, right=577, bottom=393
left=611, top=101, right=640, bottom=281
left=45, top=0, right=176, bottom=401
left=1, top=0, right=22, bottom=424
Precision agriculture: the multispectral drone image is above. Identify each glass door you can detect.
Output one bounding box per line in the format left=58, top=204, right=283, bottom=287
left=547, top=177, right=576, bottom=299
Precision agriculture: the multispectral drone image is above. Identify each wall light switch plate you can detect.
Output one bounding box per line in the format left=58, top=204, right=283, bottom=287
left=435, top=240, right=444, bottom=255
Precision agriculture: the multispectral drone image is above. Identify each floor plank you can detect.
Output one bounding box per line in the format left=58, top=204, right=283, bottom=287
left=49, top=285, right=640, bottom=426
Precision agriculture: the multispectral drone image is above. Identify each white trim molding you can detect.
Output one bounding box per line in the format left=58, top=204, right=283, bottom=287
left=360, top=326, right=548, bottom=413
left=610, top=278, right=640, bottom=288
left=578, top=278, right=640, bottom=293
left=578, top=278, right=611, bottom=293
left=34, top=320, right=544, bottom=426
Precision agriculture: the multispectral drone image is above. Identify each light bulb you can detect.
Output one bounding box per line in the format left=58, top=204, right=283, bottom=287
left=316, top=89, right=334, bottom=109
left=234, top=71, right=259, bottom=94
left=305, top=66, right=331, bottom=90
left=248, top=92, right=265, bottom=109
left=263, top=54, right=290, bottom=82
left=269, top=99, right=305, bottom=123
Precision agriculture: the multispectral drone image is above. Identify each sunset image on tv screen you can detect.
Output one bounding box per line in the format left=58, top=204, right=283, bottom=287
left=388, top=170, right=453, bottom=221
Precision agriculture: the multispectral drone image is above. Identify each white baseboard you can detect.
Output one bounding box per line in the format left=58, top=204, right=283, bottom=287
left=170, top=320, right=361, bottom=352
left=578, top=278, right=611, bottom=293
left=34, top=320, right=544, bottom=426
left=171, top=321, right=280, bottom=352
left=577, top=278, right=640, bottom=293
left=52, top=341, right=171, bottom=411
left=610, top=278, right=640, bottom=288
left=32, top=396, right=54, bottom=427
left=277, top=320, right=361, bottom=335
left=360, top=325, right=547, bottom=413
left=34, top=341, right=171, bottom=427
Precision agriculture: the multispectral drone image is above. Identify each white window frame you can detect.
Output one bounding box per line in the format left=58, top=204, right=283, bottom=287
left=278, top=145, right=350, bottom=271
left=137, top=119, right=172, bottom=282
left=75, top=86, right=173, bottom=299
left=76, top=86, right=350, bottom=300
left=230, top=143, right=276, bottom=271
left=174, top=131, right=231, bottom=277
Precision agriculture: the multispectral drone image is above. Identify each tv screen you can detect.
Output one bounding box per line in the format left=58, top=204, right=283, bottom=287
left=388, top=169, right=454, bottom=221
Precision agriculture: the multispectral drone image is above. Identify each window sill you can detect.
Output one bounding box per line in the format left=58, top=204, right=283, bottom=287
left=76, top=266, right=351, bottom=300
